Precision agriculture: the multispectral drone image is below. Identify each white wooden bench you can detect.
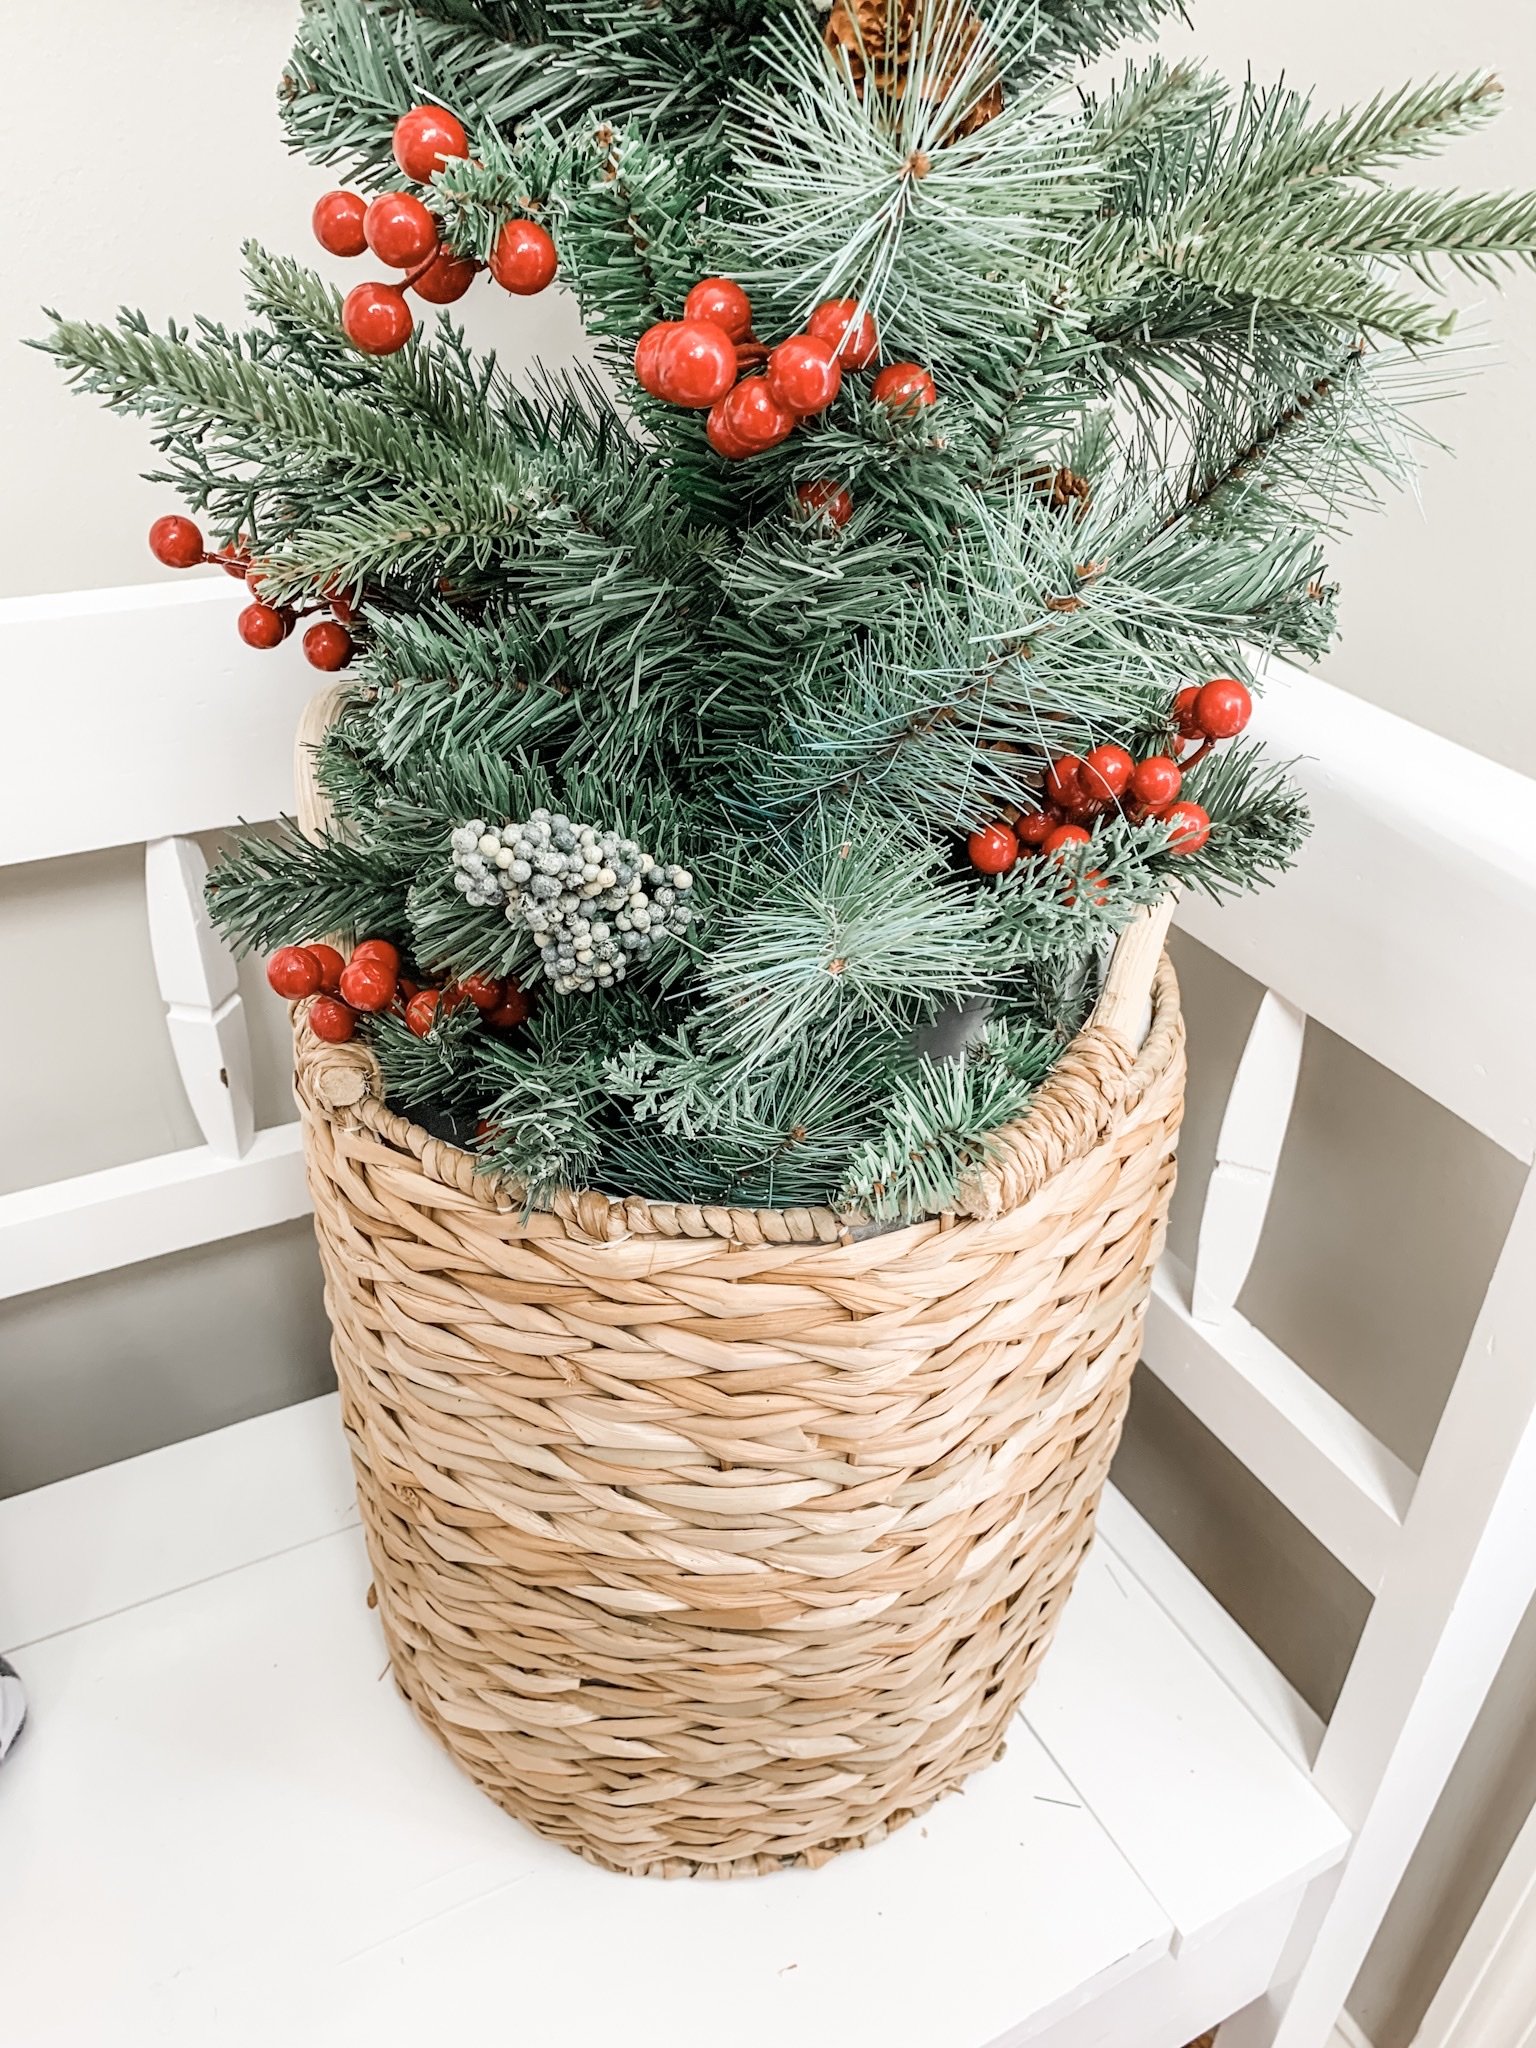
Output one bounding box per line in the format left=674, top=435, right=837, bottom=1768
left=3, top=580, right=1534, bottom=2048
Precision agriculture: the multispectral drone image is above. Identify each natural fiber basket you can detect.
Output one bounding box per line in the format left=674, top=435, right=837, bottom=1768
left=291, top=696, right=1184, bottom=1878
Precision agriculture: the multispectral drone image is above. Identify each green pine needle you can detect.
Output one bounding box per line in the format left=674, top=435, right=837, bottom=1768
left=41, top=0, right=1535, bottom=1212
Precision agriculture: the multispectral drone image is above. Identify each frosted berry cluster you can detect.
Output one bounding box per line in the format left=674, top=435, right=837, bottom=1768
left=450, top=811, right=694, bottom=994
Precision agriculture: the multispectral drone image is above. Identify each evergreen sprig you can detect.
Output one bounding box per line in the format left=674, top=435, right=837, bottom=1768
left=42, top=0, right=1536, bottom=1213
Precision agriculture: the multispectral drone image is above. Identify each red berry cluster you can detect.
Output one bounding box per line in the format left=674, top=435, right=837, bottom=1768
left=314, top=105, right=559, bottom=358
left=634, top=280, right=935, bottom=469
left=266, top=937, right=531, bottom=1043
left=965, top=678, right=1255, bottom=881
left=148, top=516, right=357, bottom=670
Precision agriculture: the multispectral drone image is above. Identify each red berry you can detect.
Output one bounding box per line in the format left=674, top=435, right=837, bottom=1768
left=1172, top=685, right=1204, bottom=739
left=339, top=955, right=397, bottom=1013
left=312, top=190, right=368, bottom=257
left=872, top=361, right=937, bottom=412
left=303, top=620, right=354, bottom=671
left=1045, top=755, right=1086, bottom=812
left=148, top=515, right=205, bottom=569
left=364, top=191, right=438, bottom=269
left=1043, top=823, right=1093, bottom=856
left=1164, top=801, right=1211, bottom=853
left=455, top=972, right=504, bottom=1012
left=1193, top=677, right=1253, bottom=740
left=215, top=541, right=251, bottom=579
left=391, top=107, right=468, bottom=183
left=266, top=946, right=322, bottom=999
left=1130, top=755, right=1182, bottom=811
left=238, top=602, right=286, bottom=650
left=351, top=938, right=400, bottom=974
left=306, top=943, right=345, bottom=993
left=656, top=320, right=738, bottom=409
left=720, top=376, right=796, bottom=451
left=766, top=334, right=842, bottom=417
left=1015, top=809, right=1055, bottom=848
left=412, top=247, right=478, bottom=303
left=634, top=322, right=677, bottom=399
left=308, top=995, right=358, bottom=1043
left=486, top=981, right=531, bottom=1029
left=967, top=822, right=1019, bottom=875
left=405, top=989, right=441, bottom=1037
left=706, top=398, right=753, bottom=459
left=1079, top=744, right=1135, bottom=804
left=683, top=277, right=753, bottom=341
left=489, top=218, right=557, bottom=295
left=806, top=298, right=878, bottom=369
left=342, top=281, right=413, bottom=355
left=392, top=104, right=470, bottom=183
left=795, top=479, right=853, bottom=529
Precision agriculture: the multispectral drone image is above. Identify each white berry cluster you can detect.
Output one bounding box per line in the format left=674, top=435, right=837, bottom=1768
left=450, top=811, right=694, bottom=995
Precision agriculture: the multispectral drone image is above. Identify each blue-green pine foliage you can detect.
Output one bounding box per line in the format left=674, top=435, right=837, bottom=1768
left=42, top=2, right=1536, bottom=1212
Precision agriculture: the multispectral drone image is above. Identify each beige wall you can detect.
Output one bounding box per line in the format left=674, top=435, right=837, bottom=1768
left=3, top=4, right=1535, bottom=2044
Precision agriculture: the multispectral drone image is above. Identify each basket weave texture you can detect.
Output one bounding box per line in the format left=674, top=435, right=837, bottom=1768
left=294, top=957, right=1182, bottom=1878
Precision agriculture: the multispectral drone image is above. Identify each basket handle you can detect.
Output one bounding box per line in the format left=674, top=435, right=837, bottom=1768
left=1093, top=897, right=1177, bottom=1052
left=294, top=683, right=348, bottom=843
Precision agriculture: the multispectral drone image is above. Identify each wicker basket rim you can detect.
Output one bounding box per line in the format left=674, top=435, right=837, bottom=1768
left=291, top=953, right=1180, bottom=1246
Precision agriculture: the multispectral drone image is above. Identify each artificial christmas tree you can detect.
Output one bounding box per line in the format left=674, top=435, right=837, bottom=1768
left=44, top=0, right=1536, bottom=1874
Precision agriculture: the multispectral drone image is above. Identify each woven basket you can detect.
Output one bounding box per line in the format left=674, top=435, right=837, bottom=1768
left=291, top=698, right=1185, bottom=1878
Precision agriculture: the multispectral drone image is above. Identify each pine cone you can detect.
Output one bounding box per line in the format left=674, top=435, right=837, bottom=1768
left=1023, top=465, right=1094, bottom=517
left=824, top=0, right=1004, bottom=138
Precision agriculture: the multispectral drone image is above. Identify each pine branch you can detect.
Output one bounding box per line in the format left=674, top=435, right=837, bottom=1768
left=841, top=1016, right=1059, bottom=1220
left=204, top=820, right=411, bottom=956
left=45, top=0, right=1534, bottom=1209
left=696, top=808, right=1002, bottom=1069
left=371, top=1003, right=486, bottom=1113
left=726, top=10, right=1100, bottom=369
left=1027, top=0, right=1191, bottom=71
left=279, top=0, right=553, bottom=181
left=1175, top=349, right=1364, bottom=523
left=1278, top=181, right=1536, bottom=282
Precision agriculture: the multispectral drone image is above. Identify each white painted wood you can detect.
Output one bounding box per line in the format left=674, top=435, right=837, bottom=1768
left=1019, top=1892, right=1321, bottom=2048
left=1141, top=1258, right=1415, bottom=1592
left=1024, top=1518, right=1347, bottom=1957
left=1, top=1535, right=1171, bottom=2048
left=1220, top=1171, right=1536, bottom=2048
left=143, top=834, right=239, bottom=1006
left=0, top=1398, right=1352, bottom=2048
left=145, top=833, right=254, bottom=1158
left=0, top=580, right=315, bottom=867
left=1177, top=665, right=1536, bottom=1164
left=1193, top=991, right=1307, bottom=1324
left=1411, top=1801, right=1536, bottom=2048
left=0, top=1394, right=357, bottom=1651
left=1096, top=1488, right=1324, bottom=1773
left=0, top=1122, right=308, bottom=1300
